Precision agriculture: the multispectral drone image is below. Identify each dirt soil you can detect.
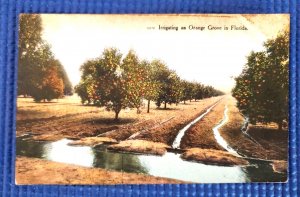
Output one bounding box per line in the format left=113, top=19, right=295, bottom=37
left=131, top=98, right=222, bottom=145
left=68, top=137, right=117, bottom=146
left=181, top=148, right=249, bottom=166
left=180, top=98, right=227, bottom=150
left=107, top=140, right=170, bottom=155
left=17, top=96, right=222, bottom=144
left=16, top=157, right=185, bottom=184
left=219, top=97, right=288, bottom=161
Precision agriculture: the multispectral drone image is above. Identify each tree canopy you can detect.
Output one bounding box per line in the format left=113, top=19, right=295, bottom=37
left=232, top=29, right=289, bottom=129
left=18, top=14, right=72, bottom=101
left=76, top=47, right=223, bottom=120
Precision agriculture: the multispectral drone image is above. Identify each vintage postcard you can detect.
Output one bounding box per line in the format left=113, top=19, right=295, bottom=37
left=16, top=14, right=289, bottom=184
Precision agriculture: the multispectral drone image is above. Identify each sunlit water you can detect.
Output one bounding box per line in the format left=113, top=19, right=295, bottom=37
left=212, top=105, right=240, bottom=156
left=17, top=137, right=286, bottom=183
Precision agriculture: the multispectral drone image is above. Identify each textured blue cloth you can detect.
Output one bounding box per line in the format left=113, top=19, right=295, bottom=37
left=0, top=0, right=299, bottom=196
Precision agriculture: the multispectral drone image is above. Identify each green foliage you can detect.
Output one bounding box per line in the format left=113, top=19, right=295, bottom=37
left=77, top=48, right=127, bottom=120
left=18, top=14, right=43, bottom=60
left=75, top=78, right=93, bottom=104
left=56, top=60, right=73, bottom=95
left=232, top=29, right=289, bottom=129
left=92, top=48, right=126, bottom=120
left=151, top=60, right=182, bottom=109
left=18, top=14, right=72, bottom=101
left=180, top=80, right=194, bottom=103
left=77, top=48, right=224, bottom=119
left=142, top=60, right=160, bottom=113
left=75, top=60, right=97, bottom=104
left=187, top=82, right=223, bottom=102
left=122, top=50, right=147, bottom=113
left=192, top=82, right=204, bottom=101
left=31, top=62, right=64, bottom=102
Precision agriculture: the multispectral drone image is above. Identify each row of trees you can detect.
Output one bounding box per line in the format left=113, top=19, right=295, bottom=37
left=75, top=48, right=223, bottom=120
left=232, top=29, right=289, bottom=130
left=18, top=14, right=73, bottom=102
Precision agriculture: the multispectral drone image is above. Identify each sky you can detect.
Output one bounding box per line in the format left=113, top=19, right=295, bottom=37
left=41, top=14, right=289, bottom=93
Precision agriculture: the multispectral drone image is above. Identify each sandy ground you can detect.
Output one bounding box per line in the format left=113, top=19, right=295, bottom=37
left=107, top=140, right=170, bottom=155
left=131, top=98, right=222, bottom=145
left=15, top=157, right=185, bottom=185
left=219, top=97, right=288, bottom=161
left=17, top=96, right=221, bottom=143
left=67, top=137, right=117, bottom=146
left=181, top=148, right=248, bottom=166
left=180, top=98, right=226, bottom=150
left=17, top=95, right=100, bottom=121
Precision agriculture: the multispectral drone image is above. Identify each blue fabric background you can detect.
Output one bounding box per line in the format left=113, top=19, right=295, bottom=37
left=0, top=0, right=299, bottom=196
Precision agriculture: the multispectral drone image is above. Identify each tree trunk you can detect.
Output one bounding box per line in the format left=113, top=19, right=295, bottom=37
left=164, top=101, right=167, bottom=109
left=147, top=100, right=150, bottom=113
left=278, top=120, right=283, bottom=130
left=184, top=100, right=186, bottom=104
left=137, top=107, right=141, bottom=114
left=114, top=111, right=120, bottom=121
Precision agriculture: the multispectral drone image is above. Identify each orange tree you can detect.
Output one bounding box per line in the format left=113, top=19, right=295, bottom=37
left=75, top=77, right=93, bottom=104
left=31, top=59, right=64, bottom=102
left=18, top=14, right=43, bottom=96
left=28, top=42, right=64, bottom=102
left=203, top=85, right=221, bottom=98
left=232, top=30, right=289, bottom=129
left=56, top=60, right=73, bottom=95
left=192, top=82, right=204, bottom=101
left=192, top=83, right=223, bottom=101
left=76, top=48, right=159, bottom=120
left=180, top=80, right=194, bottom=104
left=151, top=60, right=181, bottom=109
left=122, top=50, right=153, bottom=114
left=19, top=14, right=72, bottom=100
left=140, top=60, right=160, bottom=113
left=75, top=60, right=98, bottom=104
left=40, top=65, right=64, bottom=101
left=86, top=48, right=126, bottom=120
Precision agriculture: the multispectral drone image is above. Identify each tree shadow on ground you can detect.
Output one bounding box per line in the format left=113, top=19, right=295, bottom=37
left=17, top=109, right=49, bottom=123
left=179, top=103, right=193, bottom=105
left=85, top=117, right=138, bottom=125
left=248, top=127, right=288, bottom=141
left=155, top=108, right=180, bottom=111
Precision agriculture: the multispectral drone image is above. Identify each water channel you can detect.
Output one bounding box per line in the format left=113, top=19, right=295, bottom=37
left=16, top=100, right=287, bottom=183
left=17, top=136, right=286, bottom=183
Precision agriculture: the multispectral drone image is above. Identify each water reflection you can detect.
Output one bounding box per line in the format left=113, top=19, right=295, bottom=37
left=16, top=138, right=286, bottom=183
left=16, top=137, right=45, bottom=158
left=242, top=160, right=287, bottom=182
left=92, top=148, right=148, bottom=174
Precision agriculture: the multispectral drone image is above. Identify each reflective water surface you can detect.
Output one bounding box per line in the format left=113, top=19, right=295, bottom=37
left=16, top=137, right=287, bottom=183
left=213, top=105, right=240, bottom=156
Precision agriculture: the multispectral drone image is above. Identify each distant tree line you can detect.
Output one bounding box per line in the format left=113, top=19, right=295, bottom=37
left=232, top=29, right=289, bottom=130
left=18, top=14, right=73, bottom=102
left=75, top=48, right=224, bottom=120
